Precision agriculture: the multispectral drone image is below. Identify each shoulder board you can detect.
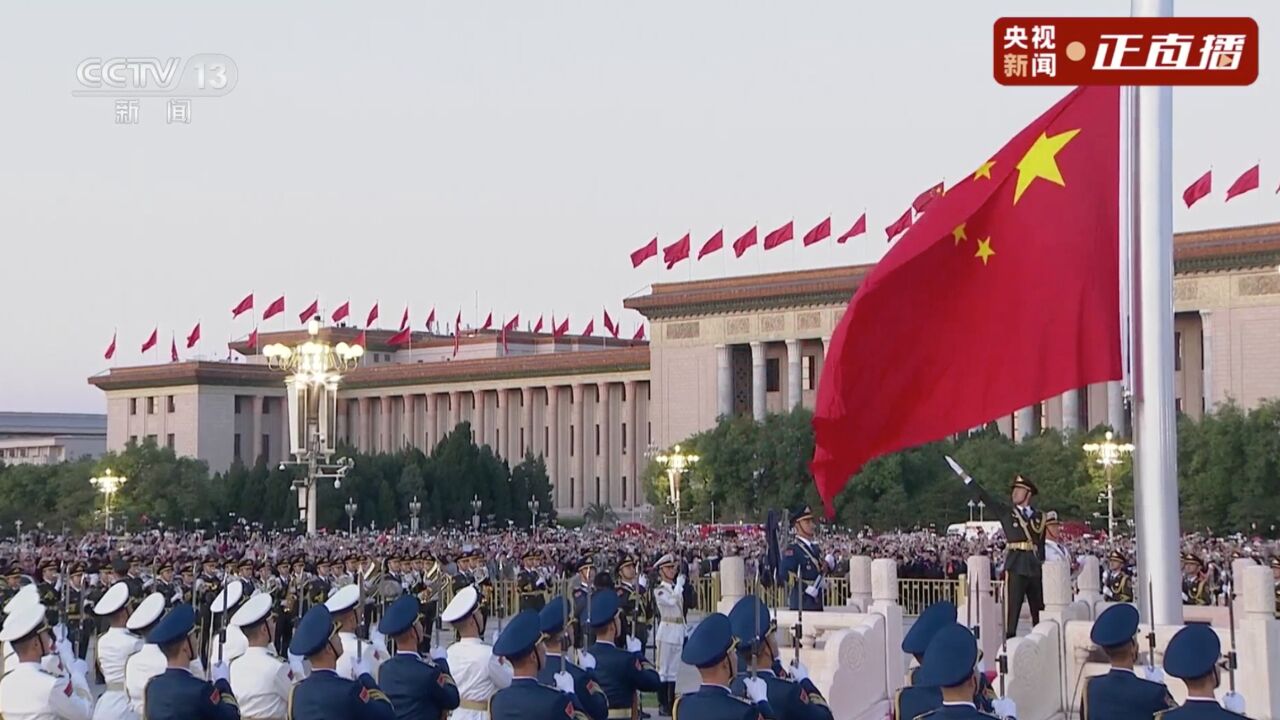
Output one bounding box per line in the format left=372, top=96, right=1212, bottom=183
left=784, top=548, right=795, bottom=556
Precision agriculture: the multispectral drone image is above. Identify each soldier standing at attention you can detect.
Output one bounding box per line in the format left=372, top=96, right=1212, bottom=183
left=286, top=605, right=395, bottom=720
left=143, top=604, right=240, bottom=720
left=228, top=593, right=297, bottom=720
left=1103, top=550, right=1134, bottom=603
left=538, top=596, right=609, bottom=720
left=779, top=505, right=829, bottom=612
left=376, top=594, right=461, bottom=720
left=673, top=613, right=772, bottom=720
left=517, top=549, right=550, bottom=612
left=1181, top=554, right=1214, bottom=607
left=728, top=595, right=832, bottom=720
left=913, top=624, right=1015, bottom=720
left=583, top=589, right=661, bottom=720
left=442, top=586, right=513, bottom=720
left=652, top=553, right=686, bottom=717
left=1158, top=623, right=1246, bottom=718
left=489, top=609, right=589, bottom=720
left=1082, top=604, right=1173, bottom=720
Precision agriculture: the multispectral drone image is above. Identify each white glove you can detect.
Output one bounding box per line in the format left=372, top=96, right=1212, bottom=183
left=992, top=696, right=1018, bottom=719
left=805, top=584, right=821, bottom=599
left=355, top=652, right=376, bottom=679
left=743, top=676, right=769, bottom=703
left=824, top=553, right=835, bottom=567
left=554, top=670, right=575, bottom=694
left=430, top=646, right=448, bottom=662
left=1222, top=691, right=1245, bottom=714
left=578, top=650, right=596, bottom=670
left=41, top=654, right=63, bottom=675
left=71, top=658, right=89, bottom=679
left=53, top=624, right=67, bottom=643
left=638, top=575, right=648, bottom=589
left=626, top=636, right=642, bottom=653
left=788, top=661, right=809, bottom=683
left=675, top=574, right=686, bottom=590
left=211, top=661, right=230, bottom=684
left=1140, top=665, right=1165, bottom=684
left=172, top=590, right=183, bottom=603
left=288, top=653, right=308, bottom=678
left=370, top=628, right=386, bottom=649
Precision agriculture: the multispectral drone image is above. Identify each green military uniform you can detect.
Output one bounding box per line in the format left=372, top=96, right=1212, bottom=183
left=964, top=474, right=1046, bottom=637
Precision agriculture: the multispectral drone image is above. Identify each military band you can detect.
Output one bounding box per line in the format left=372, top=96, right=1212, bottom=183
left=1103, top=550, right=1135, bottom=603
left=518, top=549, right=551, bottom=612
left=1182, top=553, right=1215, bottom=607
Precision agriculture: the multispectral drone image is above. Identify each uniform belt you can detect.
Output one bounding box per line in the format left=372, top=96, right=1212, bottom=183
left=660, top=618, right=685, bottom=624
left=1007, top=542, right=1036, bottom=551
left=105, top=682, right=127, bottom=692
left=459, top=699, right=489, bottom=711
left=608, top=709, right=635, bottom=718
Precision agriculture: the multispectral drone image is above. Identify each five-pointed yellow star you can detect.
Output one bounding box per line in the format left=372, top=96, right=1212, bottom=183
left=952, top=223, right=967, bottom=246
left=973, top=160, right=996, bottom=181
left=975, top=237, right=995, bottom=265
left=1013, top=129, right=1080, bottom=204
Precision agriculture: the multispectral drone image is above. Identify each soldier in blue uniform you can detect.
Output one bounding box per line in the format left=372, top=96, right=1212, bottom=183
left=583, top=588, right=661, bottom=719
left=376, top=594, right=460, bottom=720
left=1158, top=623, right=1247, bottom=719
left=894, top=601, right=956, bottom=720
left=286, top=604, right=396, bottom=720
left=489, top=609, right=589, bottom=720
left=143, top=603, right=242, bottom=720
left=1081, top=604, right=1174, bottom=720
left=674, top=612, right=772, bottom=720
left=571, top=555, right=595, bottom=650
left=779, top=505, right=829, bottom=612
left=913, top=623, right=1007, bottom=720
left=540, top=596, right=609, bottom=720
left=727, top=595, right=832, bottom=720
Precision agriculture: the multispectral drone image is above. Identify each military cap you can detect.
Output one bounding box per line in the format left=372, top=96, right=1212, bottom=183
left=902, top=601, right=957, bottom=655
left=127, top=593, right=168, bottom=631
left=1044, top=511, right=1061, bottom=526
left=790, top=504, right=814, bottom=524
left=209, top=581, right=244, bottom=614
left=654, top=554, right=677, bottom=570
left=539, top=596, right=572, bottom=636
left=201, top=557, right=218, bottom=566
left=916, top=624, right=979, bottom=688
left=230, top=594, right=274, bottom=629
left=1107, top=549, right=1127, bottom=564
left=1012, top=475, right=1039, bottom=495
left=0, top=602, right=48, bottom=643
left=1180, top=553, right=1204, bottom=569
left=441, top=586, right=480, bottom=624
left=681, top=612, right=736, bottom=668
left=112, top=558, right=129, bottom=574
left=148, top=604, right=196, bottom=647
left=522, top=548, right=541, bottom=561
left=615, top=556, right=636, bottom=573
left=290, top=605, right=339, bottom=658
left=378, top=595, right=421, bottom=637
left=728, top=595, right=775, bottom=652
left=3, top=564, right=20, bottom=579
left=1163, top=623, right=1221, bottom=680
left=69, top=562, right=86, bottom=575
left=4, top=585, right=39, bottom=615
left=37, top=560, right=56, bottom=572
left=493, top=609, right=543, bottom=660
left=575, top=556, right=594, bottom=573
left=585, top=590, right=620, bottom=629
left=156, top=561, right=173, bottom=574
left=94, top=581, right=132, bottom=617
left=325, top=584, right=360, bottom=615
left=1090, top=604, right=1139, bottom=649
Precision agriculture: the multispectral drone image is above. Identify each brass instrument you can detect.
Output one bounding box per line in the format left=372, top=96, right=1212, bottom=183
left=416, top=559, right=450, bottom=603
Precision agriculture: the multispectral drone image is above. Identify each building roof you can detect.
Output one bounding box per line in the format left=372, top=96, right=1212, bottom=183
left=228, top=327, right=641, bottom=356
left=0, top=412, right=107, bottom=437
left=625, top=221, right=1280, bottom=319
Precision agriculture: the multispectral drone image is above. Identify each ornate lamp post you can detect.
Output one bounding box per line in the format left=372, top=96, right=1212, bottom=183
left=90, top=469, right=128, bottom=532
left=471, top=495, right=482, bottom=531
left=408, top=496, right=422, bottom=534
left=264, top=318, right=361, bottom=535
left=967, top=499, right=976, bottom=522
left=654, top=444, right=699, bottom=532
left=344, top=498, right=358, bottom=535
left=527, top=498, right=540, bottom=536
left=1083, top=430, right=1135, bottom=544
left=14, top=520, right=23, bottom=537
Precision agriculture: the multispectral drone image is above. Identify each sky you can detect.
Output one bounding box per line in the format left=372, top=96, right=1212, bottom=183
left=1, top=1, right=1277, bottom=413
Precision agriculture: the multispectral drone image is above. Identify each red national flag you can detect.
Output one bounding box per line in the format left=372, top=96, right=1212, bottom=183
left=812, top=85, right=1121, bottom=515
left=503, top=314, right=520, bottom=331
left=140, top=328, right=158, bottom=353
left=481, top=312, right=493, bottom=330
left=553, top=316, right=569, bottom=338
left=387, top=327, right=412, bottom=346
left=263, top=295, right=285, bottom=320
left=602, top=310, right=616, bottom=337
left=663, top=234, right=691, bottom=269
left=231, top=293, right=254, bottom=319
left=104, top=332, right=117, bottom=360
left=884, top=208, right=913, bottom=241
left=170, top=336, right=178, bottom=362
left=1182, top=171, right=1212, bottom=208
left=366, top=303, right=380, bottom=327
left=632, top=324, right=646, bottom=341
left=581, top=318, right=594, bottom=337
left=533, top=315, right=545, bottom=333
left=332, top=301, right=350, bottom=323
left=299, top=299, right=319, bottom=325
left=698, top=230, right=724, bottom=260
left=837, top=214, right=867, bottom=243
left=803, top=217, right=831, bottom=247
left=247, top=328, right=259, bottom=350
left=425, top=307, right=436, bottom=330
left=1225, top=164, right=1259, bottom=201
left=733, top=226, right=758, bottom=257
left=763, top=221, right=794, bottom=250
left=913, top=182, right=945, bottom=213
left=630, top=237, right=659, bottom=268
left=186, top=322, right=201, bottom=349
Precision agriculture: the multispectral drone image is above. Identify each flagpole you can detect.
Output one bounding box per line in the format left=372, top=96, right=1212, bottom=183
left=1131, top=0, right=1183, bottom=627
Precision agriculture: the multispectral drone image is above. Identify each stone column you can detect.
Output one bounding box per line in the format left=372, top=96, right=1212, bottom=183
left=448, top=392, right=461, bottom=436
left=1200, top=310, right=1215, bottom=414
left=357, top=397, right=371, bottom=451
left=249, top=395, right=263, bottom=463
left=965, top=556, right=999, bottom=663
left=1106, top=381, right=1126, bottom=436
left=572, top=384, right=586, bottom=509
left=870, top=559, right=905, bottom=695
left=750, top=341, right=766, bottom=422
left=425, top=393, right=438, bottom=450
left=1236, top=565, right=1280, bottom=719
left=380, top=396, right=393, bottom=452
left=548, top=387, right=562, bottom=508
left=475, top=390, right=488, bottom=448
left=521, top=387, right=535, bottom=459
left=1015, top=406, right=1036, bottom=442
left=336, top=398, right=348, bottom=445
left=715, top=344, right=732, bottom=418
left=1074, top=555, right=1102, bottom=616
left=848, top=556, right=872, bottom=611
left=402, top=394, right=416, bottom=450
left=597, top=382, right=611, bottom=506
left=497, top=390, right=511, bottom=459
left=717, top=556, right=746, bottom=614
left=625, top=381, right=639, bottom=508
left=1061, top=389, right=1079, bottom=434
left=785, top=339, right=802, bottom=409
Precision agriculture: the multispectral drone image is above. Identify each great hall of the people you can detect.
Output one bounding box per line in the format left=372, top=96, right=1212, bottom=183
left=90, top=222, right=1280, bottom=515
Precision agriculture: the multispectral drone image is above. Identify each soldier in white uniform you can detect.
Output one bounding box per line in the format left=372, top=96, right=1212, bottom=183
left=207, top=579, right=249, bottom=669
left=0, top=602, right=94, bottom=720
left=652, top=553, right=688, bottom=717
left=92, top=581, right=142, bottom=720
left=125, top=592, right=181, bottom=717
left=229, top=593, right=297, bottom=720
left=325, top=583, right=387, bottom=681
left=443, top=585, right=512, bottom=720
left=2, top=584, right=40, bottom=672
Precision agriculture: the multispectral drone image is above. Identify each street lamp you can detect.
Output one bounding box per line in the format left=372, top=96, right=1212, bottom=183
left=408, top=496, right=422, bottom=534
left=264, top=318, right=361, bottom=535
left=90, top=469, right=129, bottom=533
left=344, top=498, right=358, bottom=535
left=527, top=498, right=540, bottom=534
left=14, top=520, right=22, bottom=537
left=654, top=444, right=699, bottom=532
left=967, top=499, right=976, bottom=522
left=977, top=501, right=985, bottom=521
left=471, top=495, right=482, bottom=531
left=1083, top=430, right=1135, bottom=544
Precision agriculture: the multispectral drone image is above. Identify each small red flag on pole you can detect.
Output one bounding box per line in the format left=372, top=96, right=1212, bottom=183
left=104, top=332, right=117, bottom=360
left=632, top=324, right=646, bottom=341
left=912, top=182, right=945, bottom=213
left=698, top=230, right=724, bottom=260
left=630, top=237, right=659, bottom=268
left=425, top=307, right=436, bottom=331
left=763, top=221, right=794, bottom=250
left=399, top=306, right=410, bottom=331
left=533, top=315, right=544, bottom=333
left=1225, top=164, right=1259, bottom=201
left=247, top=328, right=259, bottom=351
left=387, top=327, right=412, bottom=346
left=663, top=234, right=690, bottom=269
left=186, top=322, right=201, bottom=349
left=366, top=303, right=380, bottom=328
left=141, top=328, right=158, bottom=353
left=170, top=336, right=178, bottom=362
left=884, top=208, right=913, bottom=241
left=553, top=316, right=569, bottom=338
left=732, top=226, right=758, bottom=258
left=481, top=312, right=493, bottom=330
left=231, top=293, right=254, bottom=319
left=803, top=217, right=832, bottom=247
left=836, top=214, right=867, bottom=243
left=263, top=295, right=285, bottom=321
left=332, top=300, right=350, bottom=323
left=602, top=310, right=616, bottom=338
left=299, top=299, right=319, bottom=325
left=1182, top=170, right=1212, bottom=208
left=581, top=318, right=594, bottom=337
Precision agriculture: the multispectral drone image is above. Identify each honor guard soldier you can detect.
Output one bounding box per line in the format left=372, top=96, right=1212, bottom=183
left=1082, top=604, right=1174, bottom=720
left=443, top=585, right=513, bottom=720
left=490, top=609, right=590, bottom=720
left=0, top=601, right=94, bottom=720
left=583, top=587, right=661, bottom=720
left=956, top=468, right=1046, bottom=636
left=116, top=559, right=144, bottom=601
left=540, top=596, right=609, bottom=720
left=227, top=593, right=296, bottom=720
left=653, top=553, right=686, bottom=716
left=277, top=559, right=298, bottom=656
left=0, top=563, right=19, bottom=615
left=893, top=601, right=955, bottom=720
left=517, top=549, right=550, bottom=612
left=209, top=581, right=250, bottom=668
left=93, top=580, right=142, bottom=720
left=728, top=595, right=833, bottom=720
left=674, top=612, right=772, bottom=720
left=65, top=563, right=89, bottom=660
left=143, top=604, right=240, bottom=720
left=571, top=556, right=595, bottom=649
left=1159, top=623, right=1246, bottom=718
left=36, top=561, right=61, bottom=629
left=780, top=505, right=829, bottom=612
left=376, top=594, right=460, bottom=720
left=125, top=592, right=183, bottom=718
left=615, top=557, right=650, bottom=651
left=1181, top=554, right=1214, bottom=607
left=306, top=561, right=332, bottom=615
left=914, top=623, right=1014, bottom=720
left=198, top=557, right=224, bottom=658
left=325, top=584, right=386, bottom=681
left=153, top=563, right=178, bottom=607
left=1103, top=550, right=1134, bottom=603
left=288, top=605, right=394, bottom=720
